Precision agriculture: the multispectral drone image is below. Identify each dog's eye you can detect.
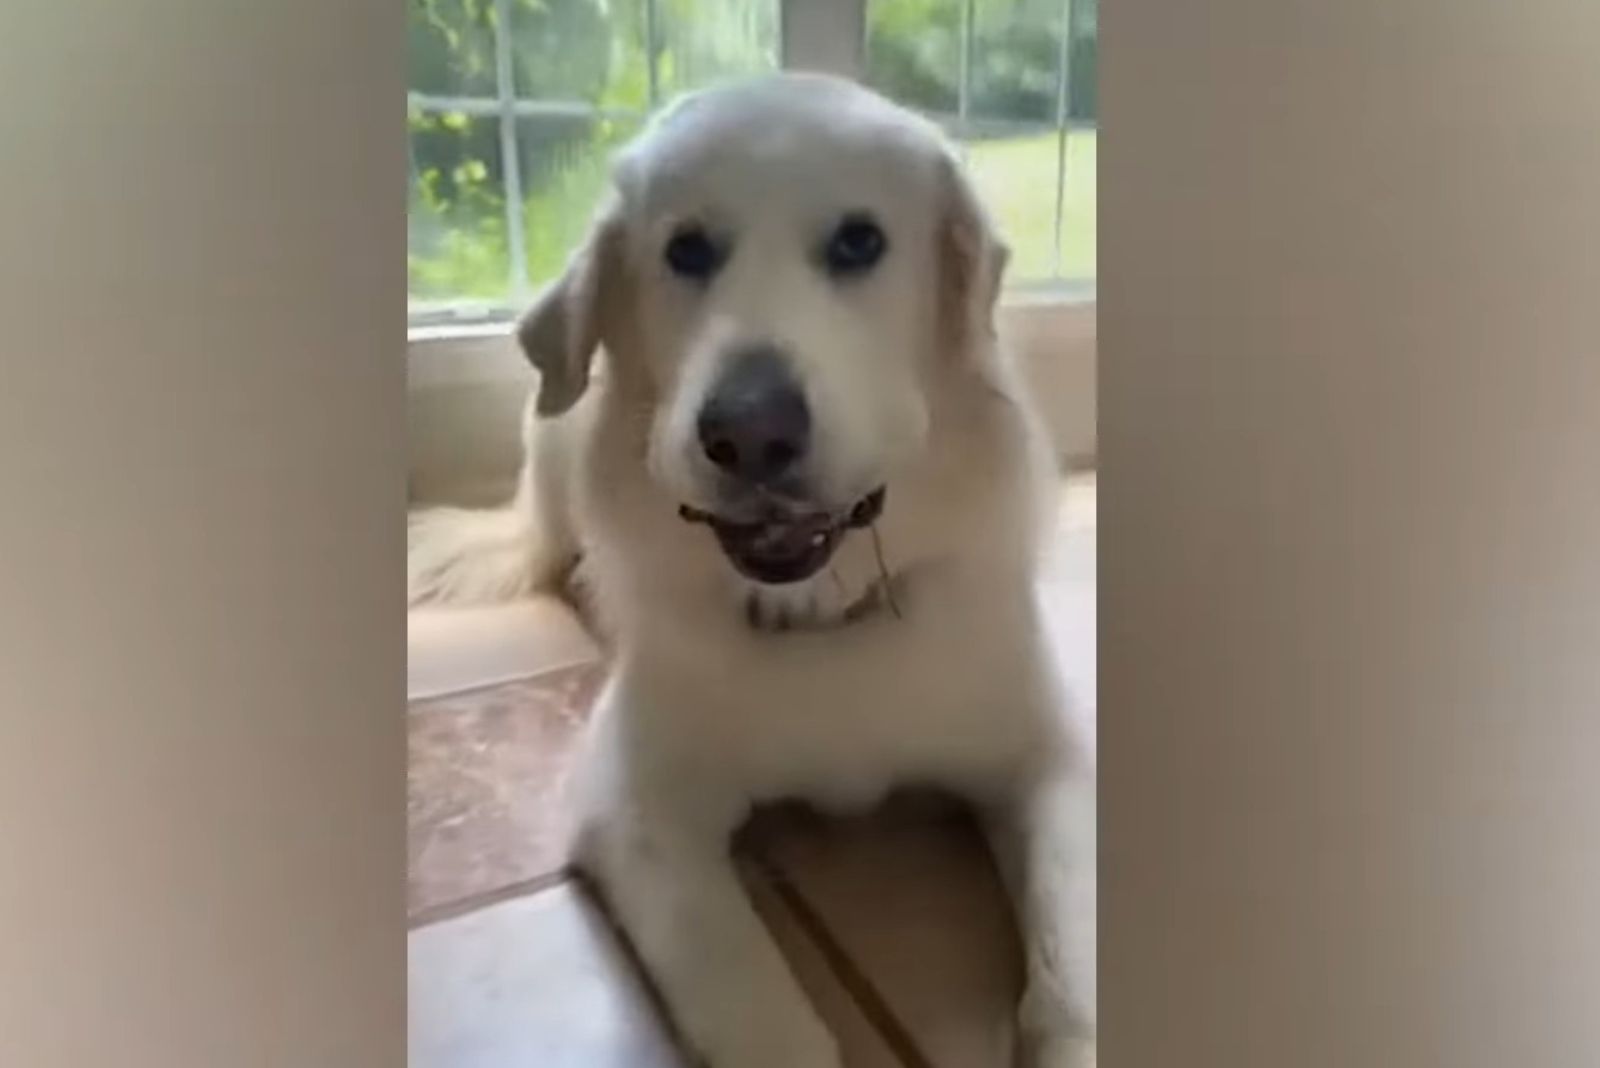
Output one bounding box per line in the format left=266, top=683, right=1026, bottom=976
left=664, top=226, right=723, bottom=280
left=823, top=215, right=887, bottom=276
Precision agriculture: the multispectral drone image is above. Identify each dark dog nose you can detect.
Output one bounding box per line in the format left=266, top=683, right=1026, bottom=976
left=697, top=347, right=811, bottom=485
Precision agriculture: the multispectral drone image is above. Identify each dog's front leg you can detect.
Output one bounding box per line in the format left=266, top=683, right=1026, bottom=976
left=578, top=811, right=841, bottom=1068
left=987, top=768, right=1097, bottom=1068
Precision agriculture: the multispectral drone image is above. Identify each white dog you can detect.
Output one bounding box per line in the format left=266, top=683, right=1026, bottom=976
left=409, top=73, right=1095, bottom=1068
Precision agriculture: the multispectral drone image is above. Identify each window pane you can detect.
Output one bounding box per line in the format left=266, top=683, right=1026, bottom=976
left=865, top=0, right=964, bottom=114
left=408, top=108, right=509, bottom=306
left=1060, top=0, right=1096, bottom=279
left=656, top=0, right=780, bottom=98
left=966, top=0, right=1064, bottom=280
left=517, top=114, right=643, bottom=291
left=408, top=0, right=500, bottom=98
left=409, top=0, right=1095, bottom=315
left=1068, top=0, right=1097, bottom=126
left=1057, top=125, right=1095, bottom=280
left=505, top=0, right=781, bottom=108
left=408, top=1, right=782, bottom=316
left=508, top=0, right=654, bottom=110
left=962, top=126, right=1059, bottom=282
left=868, top=0, right=1096, bottom=284
left=970, top=0, right=1062, bottom=125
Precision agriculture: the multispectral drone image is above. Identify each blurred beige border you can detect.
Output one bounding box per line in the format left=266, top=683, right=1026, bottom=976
left=0, top=2, right=406, bottom=1065
left=1100, top=0, right=1600, bottom=1065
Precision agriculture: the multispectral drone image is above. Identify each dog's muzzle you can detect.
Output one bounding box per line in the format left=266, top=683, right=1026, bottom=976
left=678, top=487, right=886, bottom=585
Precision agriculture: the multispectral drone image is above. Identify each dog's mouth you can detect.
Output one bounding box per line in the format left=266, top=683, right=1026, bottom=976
left=679, top=487, right=886, bottom=586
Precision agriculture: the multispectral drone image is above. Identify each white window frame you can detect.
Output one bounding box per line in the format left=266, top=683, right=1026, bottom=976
left=409, top=0, right=1096, bottom=502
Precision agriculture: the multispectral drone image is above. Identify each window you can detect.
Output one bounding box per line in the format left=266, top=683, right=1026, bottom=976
left=407, top=0, right=1097, bottom=325
left=868, top=0, right=1097, bottom=284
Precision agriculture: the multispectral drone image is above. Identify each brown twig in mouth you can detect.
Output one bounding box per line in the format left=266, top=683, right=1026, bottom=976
left=867, top=521, right=902, bottom=620
left=684, top=489, right=901, bottom=624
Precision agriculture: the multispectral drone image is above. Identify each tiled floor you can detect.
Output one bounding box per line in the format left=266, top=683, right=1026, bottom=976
left=408, top=475, right=1096, bottom=1068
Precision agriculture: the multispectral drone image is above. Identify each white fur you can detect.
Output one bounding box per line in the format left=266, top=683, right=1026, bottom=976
left=410, top=73, right=1095, bottom=1068
left=406, top=396, right=581, bottom=606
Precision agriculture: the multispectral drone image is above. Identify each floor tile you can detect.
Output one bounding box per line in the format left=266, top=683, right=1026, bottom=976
left=409, top=881, right=685, bottom=1068
left=750, top=802, right=1026, bottom=1068
left=740, top=858, right=913, bottom=1068
left=409, top=663, right=606, bottom=919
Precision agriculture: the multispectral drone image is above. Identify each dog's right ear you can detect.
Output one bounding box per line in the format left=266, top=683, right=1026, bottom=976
left=936, top=145, right=1010, bottom=354
left=516, top=197, right=625, bottom=416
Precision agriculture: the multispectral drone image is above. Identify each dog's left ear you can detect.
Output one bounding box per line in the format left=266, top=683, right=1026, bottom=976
left=937, top=148, right=1010, bottom=350
left=515, top=196, right=625, bottom=416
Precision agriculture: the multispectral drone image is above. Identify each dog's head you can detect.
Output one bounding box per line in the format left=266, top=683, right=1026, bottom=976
left=517, top=73, right=1007, bottom=586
